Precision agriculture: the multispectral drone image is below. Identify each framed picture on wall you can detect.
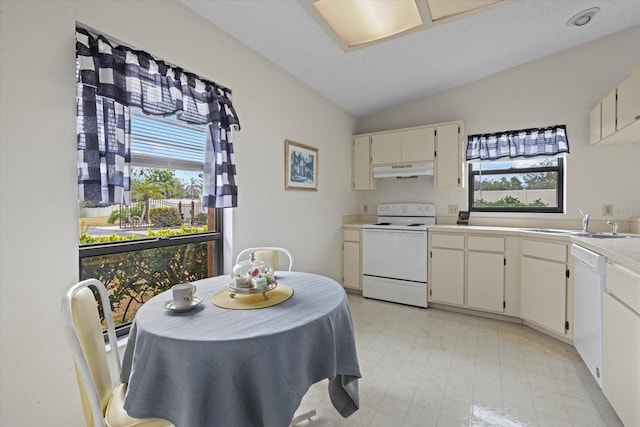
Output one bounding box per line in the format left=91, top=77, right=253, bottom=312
left=285, top=140, right=318, bottom=191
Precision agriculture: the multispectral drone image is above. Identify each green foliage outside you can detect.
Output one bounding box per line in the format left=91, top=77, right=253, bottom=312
left=127, top=167, right=204, bottom=223
left=149, top=207, right=182, bottom=227
left=79, top=224, right=208, bottom=245
left=107, top=203, right=144, bottom=224
left=475, top=172, right=557, bottom=191
left=81, top=242, right=209, bottom=325
left=474, top=159, right=558, bottom=191
left=475, top=176, right=524, bottom=190
left=80, top=224, right=210, bottom=325
left=474, top=196, right=547, bottom=207
left=132, top=168, right=192, bottom=199
left=80, top=167, right=208, bottom=326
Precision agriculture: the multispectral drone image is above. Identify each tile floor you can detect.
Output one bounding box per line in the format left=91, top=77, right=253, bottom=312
left=294, top=294, right=624, bottom=427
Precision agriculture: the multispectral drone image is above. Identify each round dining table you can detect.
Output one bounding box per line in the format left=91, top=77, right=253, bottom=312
left=120, top=271, right=361, bottom=427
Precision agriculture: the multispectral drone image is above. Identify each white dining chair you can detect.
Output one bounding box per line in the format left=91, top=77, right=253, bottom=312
left=235, top=247, right=294, bottom=271
left=61, top=278, right=172, bottom=427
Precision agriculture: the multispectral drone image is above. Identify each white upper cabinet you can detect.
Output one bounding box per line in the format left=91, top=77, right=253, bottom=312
left=616, top=66, right=640, bottom=131
left=435, top=123, right=462, bottom=188
left=354, top=120, right=462, bottom=189
left=400, top=127, right=435, bottom=162
left=589, top=102, right=601, bottom=145
left=370, top=126, right=435, bottom=165
left=371, top=132, right=402, bottom=165
left=590, top=64, right=640, bottom=146
left=600, top=89, right=617, bottom=140
left=353, top=135, right=378, bottom=190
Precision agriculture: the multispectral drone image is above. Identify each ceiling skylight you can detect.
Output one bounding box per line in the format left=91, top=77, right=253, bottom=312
left=313, top=0, right=423, bottom=48
left=428, top=0, right=504, bottom=22
left=311, top=0, right=508, bottom=50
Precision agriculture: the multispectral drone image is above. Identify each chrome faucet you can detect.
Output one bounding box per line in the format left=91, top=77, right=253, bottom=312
left=579, top=210, right=591, bottom=233
left=607, top=221, right=618, bottom=235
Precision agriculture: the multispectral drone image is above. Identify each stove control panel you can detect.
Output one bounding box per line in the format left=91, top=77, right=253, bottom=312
left=377, top=203, right=436, bottom=217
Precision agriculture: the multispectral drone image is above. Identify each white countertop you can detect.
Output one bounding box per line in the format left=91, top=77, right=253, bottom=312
left=428, top=225, right=640, bottom=273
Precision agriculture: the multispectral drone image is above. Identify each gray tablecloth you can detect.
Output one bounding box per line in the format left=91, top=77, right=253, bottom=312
left=120, top=272, right=361, bottom=427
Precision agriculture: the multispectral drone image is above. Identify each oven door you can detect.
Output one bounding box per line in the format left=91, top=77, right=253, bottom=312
left=362, top=228, right=427, bottom=282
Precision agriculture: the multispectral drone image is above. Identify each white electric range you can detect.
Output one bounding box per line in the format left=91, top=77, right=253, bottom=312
left=361, top=203, right=436, bottom=308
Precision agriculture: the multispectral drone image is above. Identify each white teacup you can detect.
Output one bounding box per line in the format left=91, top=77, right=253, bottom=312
left=172, top=283, right=197, bottom=309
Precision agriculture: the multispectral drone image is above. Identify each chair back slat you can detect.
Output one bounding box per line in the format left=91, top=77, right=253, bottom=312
left=62, top=279, right=121, bottom=427
left=72, top=288, right=114, bottom=414
left=253, top=250, right=279, bottom=271
left=235, top=247, right=294, bottom=271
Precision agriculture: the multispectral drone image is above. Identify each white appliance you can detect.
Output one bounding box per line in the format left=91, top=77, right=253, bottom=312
left=372, top=162, right=433, bottom=179
left=572, top=244, right=607, bottom=388
left=362, top=203, right=435, bottom=308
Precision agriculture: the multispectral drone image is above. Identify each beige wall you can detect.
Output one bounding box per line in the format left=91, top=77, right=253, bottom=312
left=0, top=1, right=356, bottom=425
left=357, top=25, right=640, bottom=228
left=2, top=1, right=639, bottom=424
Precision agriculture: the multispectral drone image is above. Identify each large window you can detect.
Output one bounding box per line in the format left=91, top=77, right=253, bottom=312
left=468, top=157, right=564, bottom=213
left=76, top=26, right=240, bottom=335
left=79, top=109, right=223, bottom=334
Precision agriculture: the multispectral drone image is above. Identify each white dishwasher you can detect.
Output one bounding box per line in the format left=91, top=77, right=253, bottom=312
left=571, top=244, right=606, bottom=388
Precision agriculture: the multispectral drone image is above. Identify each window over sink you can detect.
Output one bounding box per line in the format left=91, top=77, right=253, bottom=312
left=465, top=125, right=568, bottom=214
left=467, top=157, right=564, bottom=213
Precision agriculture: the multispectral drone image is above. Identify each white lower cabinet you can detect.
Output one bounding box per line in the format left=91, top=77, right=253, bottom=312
left=602, top=262, right=640, bottom=427
left=468, top=251, right=504, bottom=312
left=342, top=228, right=361, bottom=290
left=430, top=247, right=465, bottom=305
left=429, top=233, right=505, bottom=312
left=520, top=239, right=569, bottom=336
left=603, top=293, right=640, bottom=427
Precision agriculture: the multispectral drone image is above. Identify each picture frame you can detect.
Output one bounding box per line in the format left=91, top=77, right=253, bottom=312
left=285, top=140, right=318, bottom=191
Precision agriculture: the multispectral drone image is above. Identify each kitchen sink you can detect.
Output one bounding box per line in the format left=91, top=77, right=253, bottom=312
left=528, top=229, right=635, bottom=239
left=586, top=234, right=635, bottom=239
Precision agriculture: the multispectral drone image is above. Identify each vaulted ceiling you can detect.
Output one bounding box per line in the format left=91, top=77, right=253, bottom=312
left=181, top=0, right=640, bottom=117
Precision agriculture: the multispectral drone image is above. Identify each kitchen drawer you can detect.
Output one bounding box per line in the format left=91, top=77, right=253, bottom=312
left=606, top=262, right=640, bottom=314
left=468, top=236, right=504, bottom=252
left=343, top=228, right=360, bottom=242
left=522, top=239, right=567, bottom=263
left=431, top=233, right=464, bottom=249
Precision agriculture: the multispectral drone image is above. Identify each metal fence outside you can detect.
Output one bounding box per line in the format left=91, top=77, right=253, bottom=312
left=118, top=199, right=206, bottom=229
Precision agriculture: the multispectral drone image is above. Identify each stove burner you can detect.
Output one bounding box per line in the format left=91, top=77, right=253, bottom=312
left=375, top=222, right=392, bottom=225
left=408, top=223, right=425, bottom=227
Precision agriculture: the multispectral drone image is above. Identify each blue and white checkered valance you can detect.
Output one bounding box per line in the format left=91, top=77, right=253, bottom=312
left=466, top=125, right=569, bottom=161
left=76, top=27, right=240, bottom=208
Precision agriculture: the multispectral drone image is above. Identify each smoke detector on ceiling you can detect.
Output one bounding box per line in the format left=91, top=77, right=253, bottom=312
left=567, top=7, right=600, bottom=27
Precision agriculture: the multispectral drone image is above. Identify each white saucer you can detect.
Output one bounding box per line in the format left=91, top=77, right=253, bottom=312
left=164, top=296, right=203, bottom=312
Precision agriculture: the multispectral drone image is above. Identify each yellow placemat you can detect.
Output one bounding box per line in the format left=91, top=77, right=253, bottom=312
left=211, top=283, right=294, bottom=310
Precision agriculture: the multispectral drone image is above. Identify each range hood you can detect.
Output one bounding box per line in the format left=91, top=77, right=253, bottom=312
left=372, top=162, right=434, bottom=179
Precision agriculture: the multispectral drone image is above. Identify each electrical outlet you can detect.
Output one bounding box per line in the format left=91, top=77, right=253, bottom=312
left=448, top=204, right=459, bottom=215
left=363, top=204, right=368, bottom=213
left=602, top=204, right=613, bottom=216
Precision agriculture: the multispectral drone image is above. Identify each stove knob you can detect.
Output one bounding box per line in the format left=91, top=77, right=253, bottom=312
left=419, top=206, right=425, bottom=211
left=402, top=204, right=407, bottom=211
